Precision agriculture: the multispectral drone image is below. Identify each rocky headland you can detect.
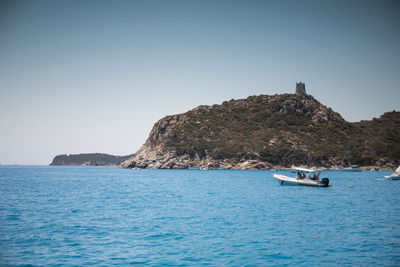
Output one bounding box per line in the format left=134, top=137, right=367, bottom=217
left=120, top=89, right=400, bottom=170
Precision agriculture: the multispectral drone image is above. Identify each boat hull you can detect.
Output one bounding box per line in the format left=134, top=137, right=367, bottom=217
left=385, top=175, right=400, bottom=180
left=273, top=174, right=331, bottom=187
left=385, top=167, right=400, bottom=180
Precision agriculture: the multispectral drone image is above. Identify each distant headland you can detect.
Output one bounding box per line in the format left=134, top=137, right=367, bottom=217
left=50, top=153, right=133, bottom=166
left=118, top=82, right=399, bottom=170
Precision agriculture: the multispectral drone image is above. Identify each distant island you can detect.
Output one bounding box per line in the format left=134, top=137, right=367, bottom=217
left=119, top=82, right=400, bottom=170
left=50, top=153, right=133, bottom=166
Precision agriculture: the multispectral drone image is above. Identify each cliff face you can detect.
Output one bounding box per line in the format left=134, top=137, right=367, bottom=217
left=120, top=94, right=400, bottom=169
left=50, top=153, right=133, bottom=166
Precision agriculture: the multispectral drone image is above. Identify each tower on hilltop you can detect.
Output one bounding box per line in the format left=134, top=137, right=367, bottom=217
left=295, top=82, right=306, bottom=96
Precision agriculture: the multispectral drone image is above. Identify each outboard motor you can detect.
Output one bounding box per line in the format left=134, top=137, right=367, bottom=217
left=321, top=178, right=330, bottom=187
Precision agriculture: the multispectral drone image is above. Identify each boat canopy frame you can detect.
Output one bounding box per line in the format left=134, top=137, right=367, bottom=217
left=292, top=167, right=322, bottom=180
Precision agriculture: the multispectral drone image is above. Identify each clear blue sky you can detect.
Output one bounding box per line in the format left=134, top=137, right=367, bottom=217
left=1, top=0, right=399, bottom=165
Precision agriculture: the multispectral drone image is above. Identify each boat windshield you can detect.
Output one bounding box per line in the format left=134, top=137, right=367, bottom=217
left=292, top=167, right=320, bottom=173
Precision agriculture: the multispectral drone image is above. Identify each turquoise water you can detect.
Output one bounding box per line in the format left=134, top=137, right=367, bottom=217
left=0, top=166, right=399, bottom=266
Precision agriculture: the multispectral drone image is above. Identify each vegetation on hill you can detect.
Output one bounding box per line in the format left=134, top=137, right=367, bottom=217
left=351, top=111, right=400, bottom=166
left=120, top=93, right=400, bottom=169
left=164, top=94, right=351, bottom=166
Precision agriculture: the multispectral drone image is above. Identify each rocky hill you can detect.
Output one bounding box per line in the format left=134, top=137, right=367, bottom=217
left=120, top=93, right=400, bottom=170
left=351, top=111, right=400, bottom=167
left=50, top=153, right=133, bottom=166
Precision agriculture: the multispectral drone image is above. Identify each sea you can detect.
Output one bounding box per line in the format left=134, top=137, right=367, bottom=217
left=0, top=166, right=399, bottom=266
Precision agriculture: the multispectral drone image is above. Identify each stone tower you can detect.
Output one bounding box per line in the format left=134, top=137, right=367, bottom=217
left=295, top=82, right=306, bottom=96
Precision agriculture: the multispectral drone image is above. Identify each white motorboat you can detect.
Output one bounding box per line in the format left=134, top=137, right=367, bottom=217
left=273, top=167, right=331, bottom=187
left=385, top=166, right=400, bottom=180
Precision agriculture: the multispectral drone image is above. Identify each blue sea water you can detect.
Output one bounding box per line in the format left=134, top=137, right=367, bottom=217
left=0, top=166, right=399, bottom=266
